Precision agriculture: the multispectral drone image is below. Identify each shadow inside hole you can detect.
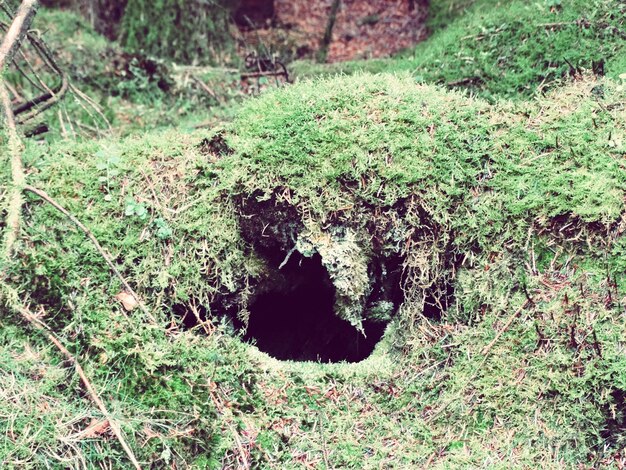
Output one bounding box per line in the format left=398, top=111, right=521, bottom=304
left=240, top=253, right=386, bottom=363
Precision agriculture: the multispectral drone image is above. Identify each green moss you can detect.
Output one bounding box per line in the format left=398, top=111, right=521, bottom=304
left=120, top=0, right=237, bottom=65
left=13, top=72, right=625, bottom=330
left=2, top=71, right=626, bottom=467
left=292, top=0, right=626, bottom=101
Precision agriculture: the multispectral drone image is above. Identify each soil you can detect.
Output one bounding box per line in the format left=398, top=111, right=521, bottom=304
left=236, top=0, right=429, bottom=62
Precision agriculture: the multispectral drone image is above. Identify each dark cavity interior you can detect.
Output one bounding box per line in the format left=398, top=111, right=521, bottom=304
left=238, top=251, right=386, bottom=363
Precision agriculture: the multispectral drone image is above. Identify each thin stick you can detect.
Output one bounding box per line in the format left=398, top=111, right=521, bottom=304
left=69, top=83, right=112, bottom=131
left=480, top=301, right=530, bottom=357
left=24, top=185, right=157, bottom=325
left=240, top=70, right=288, bottom=79
left=0, top=79, right=24, bottom=262
left=15, top=73, right=68, bottom=123
left=0, top=0, right=38, bottom=72
left=16, top=303, right=143, bottom=470
left=190, top=74, right=220, bottom=103
left=0, top=0, right=39, bottom=261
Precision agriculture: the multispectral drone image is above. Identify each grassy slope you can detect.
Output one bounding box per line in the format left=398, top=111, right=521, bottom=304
left=293, top=0, right=626, bottom=101
left=2, top=1, right=626, bottom=468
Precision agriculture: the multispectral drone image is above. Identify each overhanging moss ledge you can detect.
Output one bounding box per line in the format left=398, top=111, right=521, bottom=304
left=235, top=192, right=405, bottom=334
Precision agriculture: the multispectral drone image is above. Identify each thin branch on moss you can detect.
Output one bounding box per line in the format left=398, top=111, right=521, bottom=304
left=0, top=0, right=38, bottom=262
left=0, top=80, right=23, bottom=262
left=16, top=302, right=143, bottom=470
left=0, top=0, right=38, bottom=71
left=479, top=300, right=531, bottom=357
left=69, top=83, right=112, bottom=132
left=24, top=185, right=157, bottom=325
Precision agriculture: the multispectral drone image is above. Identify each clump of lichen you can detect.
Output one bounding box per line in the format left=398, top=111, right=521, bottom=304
left=296, top=226, right=371, bottom=330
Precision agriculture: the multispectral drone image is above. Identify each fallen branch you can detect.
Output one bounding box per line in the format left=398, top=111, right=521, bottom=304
left=0, top=0, right=38, bottom=262
left=0, top=80, right=23, bottom=262
left=14, top=73, right=68, bottom=122
left=479, top=300, right=531, bottom=357
left=0, top=0, right=38, bottom=71
left=446, top=76, right=483, bottom=87
left=240, top=70, right=289, bottom=80
left=190, top=74, right=220, bottom=103
left=14, top=300, right=143, bottom=470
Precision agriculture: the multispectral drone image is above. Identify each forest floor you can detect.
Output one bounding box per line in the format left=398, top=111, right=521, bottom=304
left=1, top=0, right=626, bottom=469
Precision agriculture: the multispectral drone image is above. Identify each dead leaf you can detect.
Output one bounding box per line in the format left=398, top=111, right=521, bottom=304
left=75, top=419, right=110, bottom=440
left=115, top=291, right=138, bottom=311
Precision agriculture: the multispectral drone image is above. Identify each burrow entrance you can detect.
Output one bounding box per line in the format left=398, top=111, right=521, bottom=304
left=175, top=196, right=451, bottom=363
left=237, top=251, right=387, bottom=363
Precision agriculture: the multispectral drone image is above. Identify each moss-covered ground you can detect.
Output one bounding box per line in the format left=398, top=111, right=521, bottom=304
left=292, top=0, right=625, bottom=101
left=2, top=0, right=626, bottom=468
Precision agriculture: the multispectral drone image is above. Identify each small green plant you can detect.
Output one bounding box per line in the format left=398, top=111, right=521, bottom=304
left=124, top=197, right=148, bottom=220
left=95, top=146, right=122, bottom=201
left=154, top=217, right=173, bottom=240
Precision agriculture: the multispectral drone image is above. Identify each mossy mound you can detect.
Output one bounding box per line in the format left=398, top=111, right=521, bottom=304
left=4, top=73, right=626, bottom=466
left=14, top=72, right=626, bottom=333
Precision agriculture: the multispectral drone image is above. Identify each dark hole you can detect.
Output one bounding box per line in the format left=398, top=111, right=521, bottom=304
left=173, top=302, right=207, bottom=330
left=420, top=276, right=454, bottom=321
left=239, top=252, right=386, bottom=363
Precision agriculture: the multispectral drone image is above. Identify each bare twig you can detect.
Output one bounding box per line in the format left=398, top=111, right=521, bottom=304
left=479, top=301, right=531, bottom=357
left=190, top=74, right=221, bottom=103
left=5, top=80, right=23, bottom=101
left=14, top=72, right=68, bottom=122
left=70, top=83, right=112, bottom=132
left=24, top=185, right=158, bottom=325
left=446, top=76, right=482, bottom=87
left=11, top=54, right=47, bottom=92
left=0, top=0, right=39, bottom=262
left=14, top=301, right=143, bottom=470
left=0, top=80, right=23, bottom=262
left=0, top=0, right=38, bottom=72
left=240, top=70, right=289, bottom=79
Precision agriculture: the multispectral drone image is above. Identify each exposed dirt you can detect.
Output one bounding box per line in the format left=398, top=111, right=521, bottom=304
left=236, top=0, right=429, bottom=62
